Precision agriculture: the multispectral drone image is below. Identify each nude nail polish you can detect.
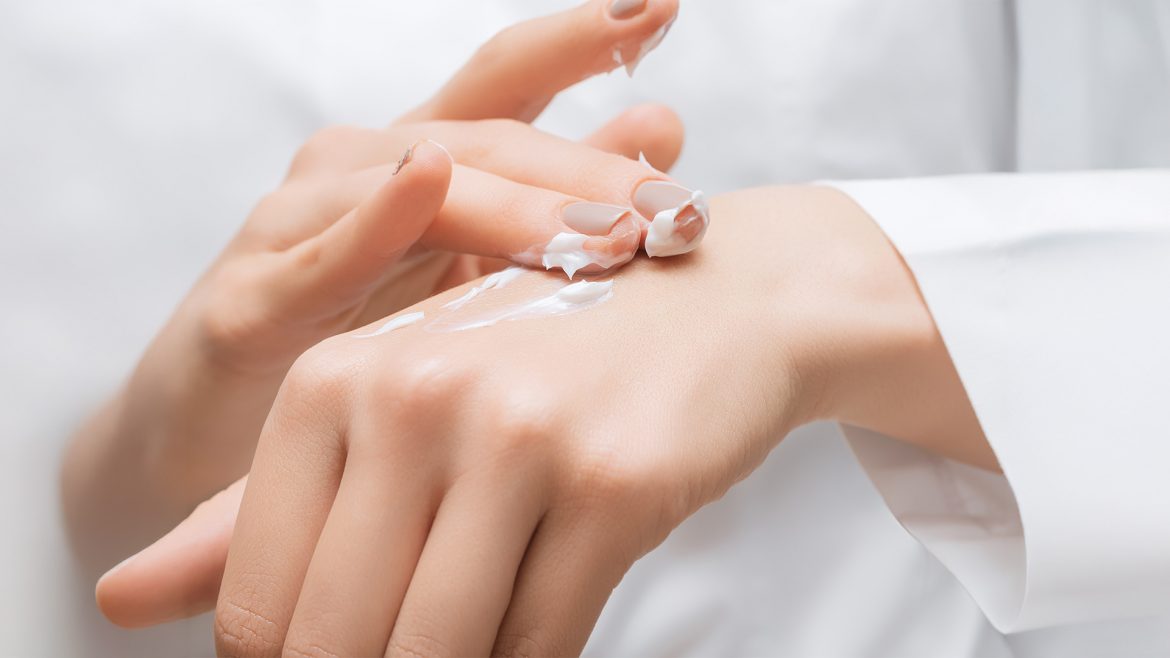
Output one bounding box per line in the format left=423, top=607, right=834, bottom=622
left=561, top=202, right=632, bottom=235
left=608, top=0, right=647, bottom=19
left=633, top=180, right=710, bottom=257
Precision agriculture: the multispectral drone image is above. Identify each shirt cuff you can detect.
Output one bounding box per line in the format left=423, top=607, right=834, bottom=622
left=825, top=170, right=1170, bottom=632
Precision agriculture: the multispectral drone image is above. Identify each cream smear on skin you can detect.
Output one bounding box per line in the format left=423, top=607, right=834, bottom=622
left=355, top=311, right=425, bottom=338
left=426, top=280, right=614, bottom=333
left=442, top=266, right=525, bottom=311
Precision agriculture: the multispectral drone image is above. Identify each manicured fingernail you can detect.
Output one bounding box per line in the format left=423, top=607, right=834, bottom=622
left=422, top=139, right=454, bottom=164
left=561, top=202, right=632, bottom=235
left=397, top=140, right=454, bottom=175
left=392, top=145, right=413, bottom=175
left=608, top=0, right=647, bottom=19
left=633, top=180, right=710, bottom=257
left=539, top=230, right=637, bottom=280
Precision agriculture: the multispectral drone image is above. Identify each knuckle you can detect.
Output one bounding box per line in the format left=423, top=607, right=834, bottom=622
left=214, top=597, right=283, bottom=657
left=370, top=354, right=473, bottom=422
left=281, top=641, right=342, bottom=658
left=484, top=390, right=559, bottom=456
left=283, top=338, right=359, bottom=399
left=492, top=632, right=549, bottom=658
left=193, top=272, right=273, bottom=365
left=568, top=446, right=652, bottom=510
left=386, top=631, right=453, bottom=658
left=290, top=125, right=363, bottom=174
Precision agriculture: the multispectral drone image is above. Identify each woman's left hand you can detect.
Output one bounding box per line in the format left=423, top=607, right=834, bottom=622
left=97, top=186, right=995, bottom=654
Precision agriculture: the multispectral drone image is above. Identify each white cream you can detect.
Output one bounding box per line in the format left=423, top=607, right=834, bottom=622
left=442, top=266, right=525, bottom=311
left=354, top=311, right=425, bottom=338
left=541, top=233, right=593, bottom=280
left=427, top=280, right=614, bottom=333
left=613, top=14, right=675, bottom=76
left=539, top=232, right=630, bottom=280
left=644, top=189, right=710, bottom=258
left=638, top=151, right=658, bottom=173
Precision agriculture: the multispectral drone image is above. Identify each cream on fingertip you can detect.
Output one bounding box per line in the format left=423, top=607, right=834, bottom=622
left=634, top=180, right=710, bottom=257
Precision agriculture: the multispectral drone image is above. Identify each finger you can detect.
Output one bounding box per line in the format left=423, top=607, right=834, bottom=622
left=338, top=161, right=642, bottom=279
left=282, top=444, right=434, bottom=658
left=96, top=477, right=246, bottom=629
left=395, top=121, right=709, bottom=256
left=581, top=103, right=685, bottom=172
left=400, top=0, right=679, bottom=124
left=214, top=382, right=347, bottom=658
left=491, top=511, right=635, bottom=658
left=386, top=469, right=544, bottom=658
left=295, top=104, right=683, bottom=182
left=270, top=141, right=451, bottom=321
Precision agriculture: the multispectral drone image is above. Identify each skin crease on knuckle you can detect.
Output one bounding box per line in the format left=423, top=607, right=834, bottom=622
left=492, top=633, right=550, bottom=658
left=213, top=594, right=284, bottom=658
left=385, top=631, right=455, bottom=658
left=274, top=339, right=367, bottom=430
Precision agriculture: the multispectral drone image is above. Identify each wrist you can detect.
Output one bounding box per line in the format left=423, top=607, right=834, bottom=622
left=783, top=186, right=996, bottom=469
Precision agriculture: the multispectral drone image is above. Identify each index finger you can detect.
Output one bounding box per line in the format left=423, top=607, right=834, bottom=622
left=398, top=0, right=679, bottom=123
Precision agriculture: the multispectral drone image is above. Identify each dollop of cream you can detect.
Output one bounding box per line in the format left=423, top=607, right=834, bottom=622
left=644, top=190, right=710, bottom=257
left=540, top=232, right=629, bottom=280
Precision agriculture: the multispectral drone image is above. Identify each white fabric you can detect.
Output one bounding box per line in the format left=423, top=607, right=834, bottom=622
left=832, top=171, right=1170, bottom=632
left=2, top=0, right=1169, bottom=656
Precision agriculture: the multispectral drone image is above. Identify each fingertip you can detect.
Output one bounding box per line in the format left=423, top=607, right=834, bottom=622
left=622, top=104, right=685, bottom=171
left=95, top=554, right=151, bottom=628
left=605, top=0, right=678, bottom=74
left=643, top=0, right=680, bottom=29
left=600, top=0, right=676, bottom=28
left=395, top=140, right=454, bottom=193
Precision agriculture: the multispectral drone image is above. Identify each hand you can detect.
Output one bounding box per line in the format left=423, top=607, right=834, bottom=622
left=97, top=186, right=994, bottom=651
left=63, top=0, right=685, bottom=570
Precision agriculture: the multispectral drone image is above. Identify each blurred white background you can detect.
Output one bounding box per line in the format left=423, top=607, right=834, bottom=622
left=3, top=1, right=1167, bottom=656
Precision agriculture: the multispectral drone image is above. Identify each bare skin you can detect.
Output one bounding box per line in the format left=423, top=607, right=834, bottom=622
left=61, top=0, right=685, bottom=572
left=75, top=1, right=998, bottom=653
left=96, top=186, right=995, bottom=656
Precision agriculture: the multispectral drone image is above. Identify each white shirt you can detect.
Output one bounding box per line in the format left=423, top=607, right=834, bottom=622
left=2, top=1, right=1166, bottom=656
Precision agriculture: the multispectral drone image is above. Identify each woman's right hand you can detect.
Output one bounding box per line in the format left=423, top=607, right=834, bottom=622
left=62, top=0, right=690, bottom=570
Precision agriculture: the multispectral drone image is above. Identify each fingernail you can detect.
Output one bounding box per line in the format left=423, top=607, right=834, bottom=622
left=561, top=202, right=632, bottom=235
left=632, top=180, right=710, bottom=257
left=422, top=139, right=454, bottom=164
left=608, top=0, right=647, bottom=19
left=396, top=140, right=454, bottom=176
left=540, top=230, right=637, bottom=280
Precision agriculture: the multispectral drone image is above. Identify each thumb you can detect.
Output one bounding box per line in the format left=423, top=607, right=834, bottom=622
left=271, top=140, right=452, bottom=321
left=96, top=477, right=246, bottom=629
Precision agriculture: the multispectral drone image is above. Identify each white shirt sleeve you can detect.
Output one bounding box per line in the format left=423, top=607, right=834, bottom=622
left=826, top=170, right=1170, bottom=633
